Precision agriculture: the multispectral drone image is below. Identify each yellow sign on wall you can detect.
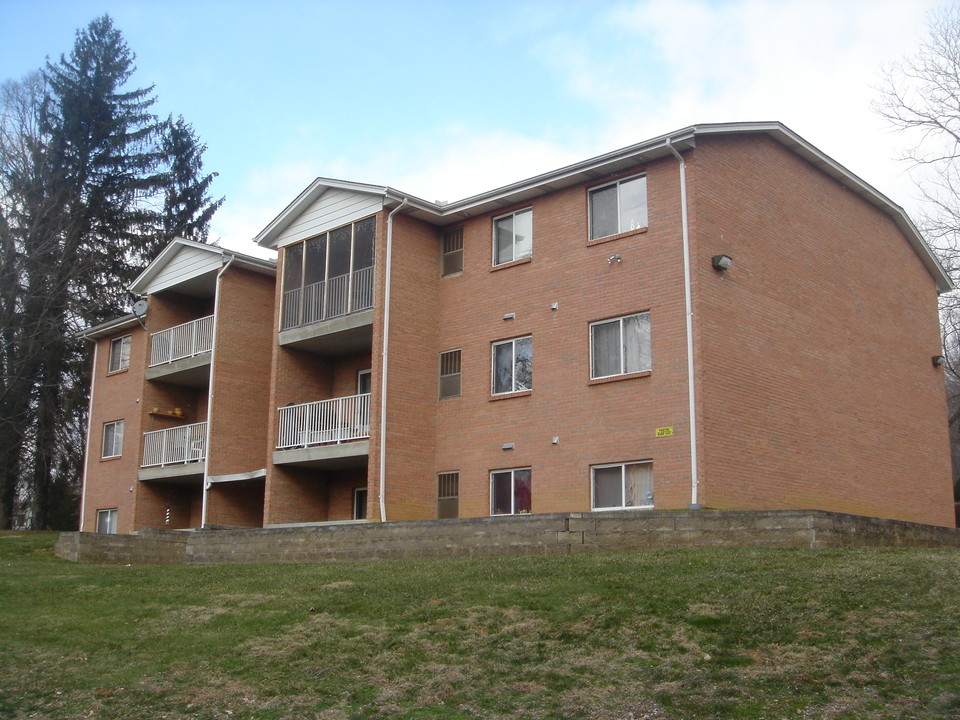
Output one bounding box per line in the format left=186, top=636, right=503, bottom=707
left=655, top=427, right=674, bottom=438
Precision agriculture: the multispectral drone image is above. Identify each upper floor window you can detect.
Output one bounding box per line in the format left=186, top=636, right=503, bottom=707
left=108, top=335, right=131, bottom=373
left=439, top=349, right=462, bottom=399
left=493, top=208, right=532, bottom=266
left=102, top=420, right=124, bottom=459
left=441, top=227, right=464, bottom=277
left=589, top=175, right=647, bottom=240
left=492, top=336, right=532, bottom=395
left=590, top=313, right=651, bottom=379
left=281, top=216, right=376, bottom=330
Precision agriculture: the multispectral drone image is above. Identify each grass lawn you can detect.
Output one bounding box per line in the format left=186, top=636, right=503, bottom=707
left=1, top=533, right=959, bottom=719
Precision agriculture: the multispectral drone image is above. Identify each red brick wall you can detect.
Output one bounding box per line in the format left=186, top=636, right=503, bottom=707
left=379, top=213, right=442, bottom=520
left=431, top=158, right=693, bottom=519
left=80, top=325, right=147, bottom=533
left=204, top=266, right=275, bottom=526
left=689, top=134, right=954, bottom=526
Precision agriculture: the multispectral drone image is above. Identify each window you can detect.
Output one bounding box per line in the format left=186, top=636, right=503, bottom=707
left=590, top=313, right=651, bottom=379
left=101, top=420, right=124, bottom=459
left=442, top=227, right=464, bottom=276
left=357, top=369, right=371, bottom=395
left=96, top=508, right=118, bottom=534
left=438, top=472, right=459, bottom=519
left=439, top=349, right=461, bottom=399
left=353, top=488, right=368, bottom=520
left=589, top=175, right=647, bottom=240
left=592, top=462, right=653, bottom=510
left=492, top=336, right=532, bottom=395
left=108, top=335, right=131, bottom=372
left=493, top=208, right=532, bottom=266
left=281, top=216, right=376, bottom=329
left=491, top=468, right=532, bottom=515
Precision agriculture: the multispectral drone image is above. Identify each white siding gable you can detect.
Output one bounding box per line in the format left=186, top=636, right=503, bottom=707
left=275, top=188, right=383, bottom=248
left=141, top=245, right=223, bottom=295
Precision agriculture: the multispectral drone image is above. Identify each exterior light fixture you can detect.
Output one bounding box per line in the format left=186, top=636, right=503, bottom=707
left=933, top=355, right=946, bottom=367
left=711, top=254, right=733, bottom=271
left=502, top=442, right=515, bottom=451
left=503, top=312, right=516, bottom=321
left=607, top=253, right=622, bottom=264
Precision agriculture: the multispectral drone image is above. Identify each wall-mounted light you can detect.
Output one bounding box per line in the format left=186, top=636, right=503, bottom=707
left=711, top=254, right=733, bottom=271
left=607, top=253, right=621, bottom=264
left=933, top=355, right=946, bottom=367
left=502, top=312, right=516, bottom=321
left=502, top=442, right=515, bottom=451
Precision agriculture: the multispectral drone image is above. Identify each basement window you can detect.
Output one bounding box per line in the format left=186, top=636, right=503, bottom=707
left=591, top=461, right=653, bottom=510
left=490, top=467, right=532, bottom=515
left=96, top=508, right=118, bottom=534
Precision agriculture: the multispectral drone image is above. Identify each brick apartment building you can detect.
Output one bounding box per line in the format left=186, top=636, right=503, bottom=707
left=78, top=121, right=957, bottom=534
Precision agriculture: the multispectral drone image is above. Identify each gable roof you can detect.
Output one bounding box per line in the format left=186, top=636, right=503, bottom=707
left=253, top=122, right=952, bottom=293
left=129, top=238, right=276, bottom=297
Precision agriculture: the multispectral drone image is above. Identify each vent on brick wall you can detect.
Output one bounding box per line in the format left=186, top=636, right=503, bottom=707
left=438, top=472, right=459, bottom=519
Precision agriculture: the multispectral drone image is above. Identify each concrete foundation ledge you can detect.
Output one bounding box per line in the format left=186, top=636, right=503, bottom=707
left=54, top=509, right=960, bottom=564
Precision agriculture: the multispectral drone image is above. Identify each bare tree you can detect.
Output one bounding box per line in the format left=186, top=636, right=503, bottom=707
left=877, top=5, right=960, bottom=502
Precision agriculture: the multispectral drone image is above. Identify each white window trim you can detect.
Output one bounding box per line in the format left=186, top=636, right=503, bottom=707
left=101, top=420, right=124, bottom=459
left=492, top=208, right=533, bottom=266
left=588, top=173, right=647, bottom=241
left=591, top=461, right=653, bottom=510
left=490, top=467, right=532, bottom=516
left=357, top=369, right=372, bottom=394
left=108, top=335, right=131, bottom=373
left=589, top=312, right=651, bottom=380
left=491, top=336, right=532, bottom=395
left=96, top=508, right=118, bottom=534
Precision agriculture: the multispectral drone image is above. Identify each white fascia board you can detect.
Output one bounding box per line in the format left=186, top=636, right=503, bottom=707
left=77, top=314, right=141, bottom=341
left=129, top=238, right=276, bottom=296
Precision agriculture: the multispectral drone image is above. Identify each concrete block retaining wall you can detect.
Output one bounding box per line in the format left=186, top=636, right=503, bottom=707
left=54, top=509, right=960, bottom=565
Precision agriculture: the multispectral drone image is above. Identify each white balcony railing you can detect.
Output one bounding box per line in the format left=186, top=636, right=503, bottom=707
left=281, top=266, right=374, bottom=331
left=149, top=315, right=214, bottom=366
left=277, top=393, right=370, bottom=449
left=142, top=422, right=207, bottom=468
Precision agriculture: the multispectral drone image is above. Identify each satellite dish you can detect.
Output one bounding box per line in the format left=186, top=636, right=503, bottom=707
left=131, top=299, right=148, bottom=318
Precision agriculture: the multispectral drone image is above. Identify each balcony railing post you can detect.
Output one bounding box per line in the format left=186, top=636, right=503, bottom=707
left=276, top=393, right=371, bottom=449
left=142, top=421, right=208, bottom=467
left=148, top=315, right=215, bottom=366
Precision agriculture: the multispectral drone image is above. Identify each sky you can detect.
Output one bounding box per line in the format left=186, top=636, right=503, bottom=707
left=0, top=0, right=952, bottom=257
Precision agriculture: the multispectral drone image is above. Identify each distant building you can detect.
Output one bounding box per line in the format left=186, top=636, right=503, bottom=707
left=78, top=122, right=957, bottom=533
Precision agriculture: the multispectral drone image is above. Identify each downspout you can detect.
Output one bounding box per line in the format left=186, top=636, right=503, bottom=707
left=665, top=138, right=701, bottom=509
left=200, top=254, right=235, bottom=528
left=78, top=341, right=98, bottom=531
left=379, top=198, right=409, bottom=523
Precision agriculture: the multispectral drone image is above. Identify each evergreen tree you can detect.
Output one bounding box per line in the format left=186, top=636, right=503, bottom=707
left=0, top=15, right=223, bottom=529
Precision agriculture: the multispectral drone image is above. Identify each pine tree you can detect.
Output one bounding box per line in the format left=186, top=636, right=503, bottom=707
left=0, top=15, right=223, bottom=528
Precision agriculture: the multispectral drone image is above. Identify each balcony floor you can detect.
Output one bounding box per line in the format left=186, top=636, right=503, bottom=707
left=272, top=440, right=369, bottom=470
left=278, top=309, right=373, bottom=355
left=145, top=352, right=211, bottom=386
left=139, top=462, right=205, bottom=483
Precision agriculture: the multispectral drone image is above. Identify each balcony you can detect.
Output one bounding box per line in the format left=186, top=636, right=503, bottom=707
left=279, top=267, right=373, bottom=355
left=273, top=393, right=370, bottom=469
left=145, top=315, right=214, bottom=386
left=139, top=422, right=207, bottom=482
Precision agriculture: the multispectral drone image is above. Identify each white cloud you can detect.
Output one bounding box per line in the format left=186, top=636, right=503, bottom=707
left=214, top=0, right=948, bottom=251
